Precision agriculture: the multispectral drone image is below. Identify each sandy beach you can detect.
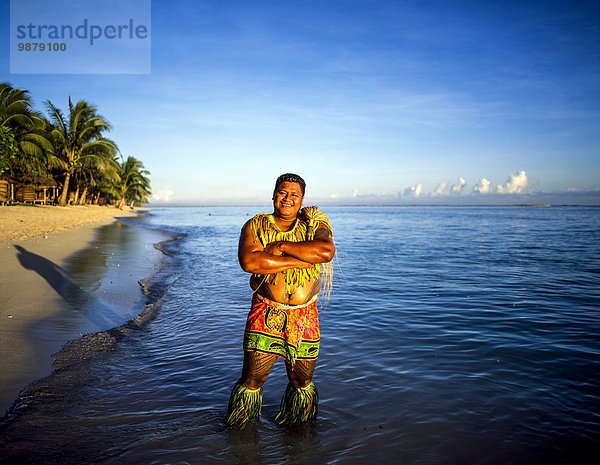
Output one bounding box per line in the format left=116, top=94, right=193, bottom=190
left=0, top=205, right=140, bottom=416
left=0, top=205, right=138, bottom=244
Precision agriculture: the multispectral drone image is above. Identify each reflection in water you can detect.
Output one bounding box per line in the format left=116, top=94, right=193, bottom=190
left=225, top=422, right=319, bottom=465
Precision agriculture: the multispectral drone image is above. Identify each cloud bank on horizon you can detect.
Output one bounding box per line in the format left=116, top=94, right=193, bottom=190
left=383, top=170, right=531, bottom=200
left=319, top=170, right=600, bottom=205
left=150, top=186, right=174, bottom=203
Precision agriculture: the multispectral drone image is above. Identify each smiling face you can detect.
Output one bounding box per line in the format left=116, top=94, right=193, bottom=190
left=272, top=181, right=304, bottom=220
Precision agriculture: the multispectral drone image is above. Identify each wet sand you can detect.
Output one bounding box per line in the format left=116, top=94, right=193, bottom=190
left=0, top=205, right=140, bottom=416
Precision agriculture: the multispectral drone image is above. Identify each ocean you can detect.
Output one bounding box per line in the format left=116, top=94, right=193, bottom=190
left=1, top=205, right=599, bottom=464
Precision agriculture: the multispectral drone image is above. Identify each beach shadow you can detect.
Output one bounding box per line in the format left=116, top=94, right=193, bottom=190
left=14, top=245, right=124, bottom=329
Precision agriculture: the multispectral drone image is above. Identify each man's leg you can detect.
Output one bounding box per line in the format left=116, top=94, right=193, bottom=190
left=276, top=359, right=319, bottom=427
left=242, top=351, right=277, bottom=389
left=226, top=351, right=276, bottom=428
left=285, top=359, right=315, bottom=388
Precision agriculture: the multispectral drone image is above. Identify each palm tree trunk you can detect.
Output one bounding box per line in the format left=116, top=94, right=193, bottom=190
left=58, top=172, right=71, bottom=206
left=79, top=186, right=88, bottom=205
left=117, top=197, right=126, bottom=210
left=73, top=185, right=80, bottom=205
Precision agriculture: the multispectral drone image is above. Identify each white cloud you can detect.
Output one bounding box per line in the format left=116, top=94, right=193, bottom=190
left=497, top=170, right=528, bottom=194
left=151, top=186, right=174, bottom=202
left=330, top=192, right=340, bottom=199
left=473, top=178, right=491, bottom=194
left=351, top=189, right=359, bottom=198
left=431, top=182, right=447, bottom=196
left=403, top=184, right=423, bottom=197
left=567, top=186, right=580, bottom=192
left=451, top=177, right=467, bottom=194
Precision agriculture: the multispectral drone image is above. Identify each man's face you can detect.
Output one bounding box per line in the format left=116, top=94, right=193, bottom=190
left=273, top=181, right=304, bottom=219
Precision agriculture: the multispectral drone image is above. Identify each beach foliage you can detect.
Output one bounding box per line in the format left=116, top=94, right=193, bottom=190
left=71, top=151, right=120, bottom=205
left=45, top=98, right=118, bottom=206
left=0, top=83, right=52, bottom=178
left=0, top=126, right=19, bottom=176
left=0, top=81, right=151, bottom=206
left=106, top=156, right=152, bottom=209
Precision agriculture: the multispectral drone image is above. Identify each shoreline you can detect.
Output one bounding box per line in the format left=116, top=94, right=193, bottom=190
left=0, top=205, right=159, bottom=417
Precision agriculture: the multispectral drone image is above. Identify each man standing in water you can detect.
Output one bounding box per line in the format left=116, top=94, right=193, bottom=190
left=226, top=173, right=335, bottom=429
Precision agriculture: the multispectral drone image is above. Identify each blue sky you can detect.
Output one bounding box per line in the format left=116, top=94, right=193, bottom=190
left=2, top=0, right=599, bottom=204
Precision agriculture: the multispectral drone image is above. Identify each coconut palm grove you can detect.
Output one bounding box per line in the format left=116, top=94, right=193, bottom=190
left=0, top=82, right=151, bottom=207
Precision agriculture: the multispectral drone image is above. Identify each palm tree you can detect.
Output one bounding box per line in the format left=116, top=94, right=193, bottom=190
left=73, top=153, right=119, bottom=204
left=107, top=156, right=151, bottom=209
left=0, top=126, right=18, bottom=177
left=45, top=98, right=117, bottom=206
left=0, top=82, right=52, bottom=178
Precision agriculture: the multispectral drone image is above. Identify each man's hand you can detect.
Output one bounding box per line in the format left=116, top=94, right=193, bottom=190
left=277, top=225, right=335, bottom=264
left=264, top=241, right=284, bottom=256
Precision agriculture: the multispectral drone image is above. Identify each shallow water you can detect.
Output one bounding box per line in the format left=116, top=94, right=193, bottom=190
left=27, top=220, right=169, bottom=352
left=1, top=206, right=599, bottom=464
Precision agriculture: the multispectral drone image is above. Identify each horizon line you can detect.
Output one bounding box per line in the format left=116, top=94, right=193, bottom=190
left=145, top=203, right=599, bottom=208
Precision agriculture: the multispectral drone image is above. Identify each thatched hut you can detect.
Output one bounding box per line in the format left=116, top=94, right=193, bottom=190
left=0, top=173, right=14, bottom=205
left=15, top=175, right=59, bottom=205
left=0, top=178, right=9, bottom=205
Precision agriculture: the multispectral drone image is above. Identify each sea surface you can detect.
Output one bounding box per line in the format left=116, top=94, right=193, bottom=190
left=1, top=205, right=599, bottom=465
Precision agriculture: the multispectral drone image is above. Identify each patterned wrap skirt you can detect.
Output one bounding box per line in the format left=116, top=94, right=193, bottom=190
left=243, top=293, right=320, bottom=367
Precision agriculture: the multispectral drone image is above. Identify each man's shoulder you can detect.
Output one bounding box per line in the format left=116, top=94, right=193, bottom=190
left=241, top=213, right=270, bottom=232
left=242, top=213, right=268, bottom=224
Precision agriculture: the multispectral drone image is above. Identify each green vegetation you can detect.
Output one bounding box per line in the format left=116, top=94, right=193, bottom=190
left=113, top=156, right=152, bottom=208
left=0, top=126, right=19, bottom=176
left=0, top=83, right=52, bottom=178
left=0, top=82, right=151, bottom=208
